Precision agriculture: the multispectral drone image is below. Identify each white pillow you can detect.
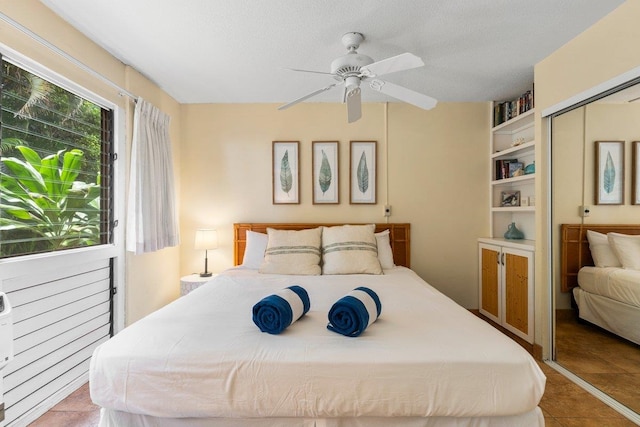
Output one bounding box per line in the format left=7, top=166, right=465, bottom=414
left=241, top=230, right=268, bottom=269
left=607, top=233, right=640, bottom=271
left=322, top=224, right=382, bottom=275
left=586, top=230, right=621, bottom=268
left=375, top=230, right=395, bottom=269
left=259, top=227, right=322, bottom=275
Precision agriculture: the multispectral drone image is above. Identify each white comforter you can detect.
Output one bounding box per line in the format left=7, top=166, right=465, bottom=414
left=90, top=267, right=545, bottom=419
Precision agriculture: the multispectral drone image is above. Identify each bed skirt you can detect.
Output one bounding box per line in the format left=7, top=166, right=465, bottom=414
left=573, top=286, right=640, bottom=345
left=99, top=407, right=545, bottom=427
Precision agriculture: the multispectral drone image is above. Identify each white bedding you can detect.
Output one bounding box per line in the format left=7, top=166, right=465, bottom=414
left=577, top=266, right=640, bottom=308
left=90, top=267, right=545, bottom=422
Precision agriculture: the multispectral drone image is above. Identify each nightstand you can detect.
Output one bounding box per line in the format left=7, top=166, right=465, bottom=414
left=180, top=274, right=216, bottom=296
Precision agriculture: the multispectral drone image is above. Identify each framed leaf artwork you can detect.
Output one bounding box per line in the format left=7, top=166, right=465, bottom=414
left=272, top=141, right=300, bottom=204
left=595, top=141, right=624, bottom=205
left=350, top=141, right=376, bottom=204
left=633, top=141, right=640, bottom=205
left=312, top=141, right=339, bottom=204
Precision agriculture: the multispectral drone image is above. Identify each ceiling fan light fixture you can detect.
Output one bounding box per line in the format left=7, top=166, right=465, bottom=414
left=345, top=76, right=361, bottom=93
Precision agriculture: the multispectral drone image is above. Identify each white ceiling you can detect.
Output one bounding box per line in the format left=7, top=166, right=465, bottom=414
left=40, top=0, right=624, bottom=106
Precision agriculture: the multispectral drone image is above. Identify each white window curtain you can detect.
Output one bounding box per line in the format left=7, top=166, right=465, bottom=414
left=126, top=98, right=180, bottom=254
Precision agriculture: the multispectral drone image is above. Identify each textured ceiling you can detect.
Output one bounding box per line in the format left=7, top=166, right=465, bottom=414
left=40, top=0, right=624, bottom=105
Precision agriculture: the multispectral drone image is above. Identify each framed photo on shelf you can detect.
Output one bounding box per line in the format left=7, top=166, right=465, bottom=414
left=312, top=141, right=339, bottom=204
left=595, top=141, right=624, bottom=205
left=500, top=190, right=520, bottom=207
left=272, top=141, right=300, bottom=204
left=350, top=141, right=376, bottom=204
left=633, top=141, right=640, bottom=205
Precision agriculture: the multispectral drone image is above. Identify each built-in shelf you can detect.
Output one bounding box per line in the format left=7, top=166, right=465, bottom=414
left=491, top=174, right=535, bottom=186
left=491, top=206, right=536, bottom=213
left=491, top=140, right=536, bottom=159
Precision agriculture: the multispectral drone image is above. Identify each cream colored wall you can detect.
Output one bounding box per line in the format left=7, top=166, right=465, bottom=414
left=180, top=102, right=488, bottom=308
left=552, top=104, right=640, bottom=309
left=0, top=0, right=182, bottom=325
left=534, top=0, right=640, bottom=356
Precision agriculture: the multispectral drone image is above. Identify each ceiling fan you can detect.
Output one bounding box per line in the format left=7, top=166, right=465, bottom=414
left=278, top=32, right=438, bottom=123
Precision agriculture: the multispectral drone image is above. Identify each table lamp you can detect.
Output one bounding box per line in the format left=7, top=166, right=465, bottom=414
left=195, top=229, right=218, bottom=277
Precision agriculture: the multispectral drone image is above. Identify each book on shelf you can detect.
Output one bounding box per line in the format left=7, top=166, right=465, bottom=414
left=493, top=89, right=534, bottom=127
left=495, top=159, right=518, bottom=180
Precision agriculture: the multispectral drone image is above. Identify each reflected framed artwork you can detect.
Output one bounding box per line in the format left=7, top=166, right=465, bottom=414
left=272, top=141, right=300, bottom=204
left=350, top=141, right=376, bottom=204
left=312, top=141, right=339, bottom=204
left=595, top=141, right=624, bottom=205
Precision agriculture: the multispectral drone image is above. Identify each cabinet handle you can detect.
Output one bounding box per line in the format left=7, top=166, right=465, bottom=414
left=501, top=252, right=505, bottom=265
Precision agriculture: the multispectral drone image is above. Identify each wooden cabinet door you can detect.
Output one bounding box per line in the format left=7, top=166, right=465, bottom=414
left=503, top=248, right=534, bottom=343
left=479, top=244, right=500, bottom=323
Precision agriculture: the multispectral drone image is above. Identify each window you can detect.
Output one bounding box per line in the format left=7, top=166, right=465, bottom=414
left=0, top=56, right=114, bottom=258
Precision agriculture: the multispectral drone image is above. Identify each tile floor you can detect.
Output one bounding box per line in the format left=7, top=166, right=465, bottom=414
left=26, top=364, right=639, bottom=426
left=555, top=310, right=640, bottom=415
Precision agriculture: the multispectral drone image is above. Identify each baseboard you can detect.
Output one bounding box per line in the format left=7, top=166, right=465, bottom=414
left=469, top=309, right=542, bottom=360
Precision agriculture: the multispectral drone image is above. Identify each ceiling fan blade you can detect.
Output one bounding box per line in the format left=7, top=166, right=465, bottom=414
left=284, top=67, right=336, bottom=76
left=369, top=79, right=437, bottom=110
left=278, top=83, right=340, bottom=110
left=360, top=53, right=424, bottom=77
left=346, top=88, right=362, bottom=123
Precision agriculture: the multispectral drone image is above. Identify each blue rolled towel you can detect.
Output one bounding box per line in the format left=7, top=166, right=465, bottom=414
left=327, top=287, right=382, bottom=337
left=252, top=285, right=310, bottom=334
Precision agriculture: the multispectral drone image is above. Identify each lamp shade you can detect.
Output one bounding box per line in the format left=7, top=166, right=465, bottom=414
left=194, top=229, right=218, bottom=250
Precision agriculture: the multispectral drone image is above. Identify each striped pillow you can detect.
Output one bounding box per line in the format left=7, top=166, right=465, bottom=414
left=322, top=224, right=382, bottom=275
left=259, top=227, right=322, bottom=275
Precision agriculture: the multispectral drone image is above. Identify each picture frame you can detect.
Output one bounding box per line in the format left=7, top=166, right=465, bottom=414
left=595, top=141, right=624, bottom=205
left=500, top=190, right=520, bottom=207
left=312, top=141, right=339, bottom=204
left=633, top=141, right=640, bottom=205
left=508, top=161, right=524, bottom=178
left=272, top=141, right=300, bottom=204
left=350, top=141, right=377, bottom=204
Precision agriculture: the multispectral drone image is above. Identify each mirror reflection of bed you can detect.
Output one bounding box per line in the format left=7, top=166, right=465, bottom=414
left=551, top=83, right=640, bottom=417
left=557, top=224, right=640, bottom=413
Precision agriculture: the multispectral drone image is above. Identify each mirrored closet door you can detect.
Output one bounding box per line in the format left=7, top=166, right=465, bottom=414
left=550, top=79, right=640, bottom=417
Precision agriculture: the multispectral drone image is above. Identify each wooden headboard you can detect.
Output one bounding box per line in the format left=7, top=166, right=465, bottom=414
left=234, top=223, right=411, bottom=268
left=560, top=224, right=640, bottom=292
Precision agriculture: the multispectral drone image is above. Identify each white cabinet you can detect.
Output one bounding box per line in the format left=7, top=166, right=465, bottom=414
left=490, top=108, right=535, bottom=240
left=478, top=240, right=534, bottom=343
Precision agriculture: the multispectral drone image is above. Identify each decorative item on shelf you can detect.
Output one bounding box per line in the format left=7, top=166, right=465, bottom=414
left=508, top=161, right=524, bottom=178
left=524, top=162, right=535, bottom=175
left=511, top=137, right=525, bottom=147
left=504, top=222, right=525, bottom=240
left=501, top=190, right=520, bottom=207
left=195, top=229, right=218, bottom=277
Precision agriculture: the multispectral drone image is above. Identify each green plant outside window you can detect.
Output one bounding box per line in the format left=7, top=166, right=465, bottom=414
left=0, top=58, right=113, bottom=258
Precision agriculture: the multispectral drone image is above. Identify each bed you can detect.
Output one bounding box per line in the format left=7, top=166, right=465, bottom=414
left=90, top=223, right=546, bottom=426
left=560, top=224, right=640, bottom=344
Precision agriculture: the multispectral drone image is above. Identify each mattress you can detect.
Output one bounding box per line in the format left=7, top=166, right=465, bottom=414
left=90, top=267, right=545, bottom=421
left=577, top=266, right=640, bottom=308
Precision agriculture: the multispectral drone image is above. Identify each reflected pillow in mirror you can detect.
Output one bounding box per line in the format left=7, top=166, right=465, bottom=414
left=607, top=233, right=640, bottom=271
left=586, top=230, right=621, bottom=268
